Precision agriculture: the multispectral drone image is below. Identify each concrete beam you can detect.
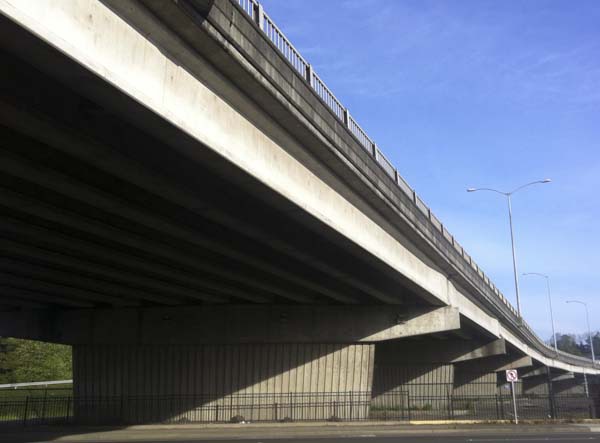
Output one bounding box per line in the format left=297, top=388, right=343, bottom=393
left=375, top=338, right=506, bottom=364
left=520, top=367, right=549, bottom=378
left=520, top=366, right=575, bottom=382
left=457, top=354, right=533, bottom=375
left=0, top=305, right=460, bottom=345
left=552, top=372, right=575, bottom=382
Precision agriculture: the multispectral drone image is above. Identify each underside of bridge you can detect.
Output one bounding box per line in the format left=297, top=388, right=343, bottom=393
left=0, top=17, right=425, bottom=311
left=0, top=0, right=597, bottom=424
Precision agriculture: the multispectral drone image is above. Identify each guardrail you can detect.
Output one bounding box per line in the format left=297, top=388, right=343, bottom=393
left=0, top=380, right=72, bottom=390
left=233, top=0, right=598, bottom=369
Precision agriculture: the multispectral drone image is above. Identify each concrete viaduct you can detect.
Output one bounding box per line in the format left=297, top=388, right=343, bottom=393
left=0, top=0, right=598, bottom=422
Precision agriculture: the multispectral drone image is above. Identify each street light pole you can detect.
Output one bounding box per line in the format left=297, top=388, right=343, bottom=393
left=566, top=300, right=596, bottom=363
left=507, top=194, right=521, bottom=317
left=467, top=179, right=551, bottom=318
left=523, top=273, right=557, bottom=352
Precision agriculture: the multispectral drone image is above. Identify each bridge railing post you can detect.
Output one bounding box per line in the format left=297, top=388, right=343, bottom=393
left=306, top=64, right=313, bottom=86
left=343, top=108, right=350, bottom=128
left=254, top=2, right=264, bottom=30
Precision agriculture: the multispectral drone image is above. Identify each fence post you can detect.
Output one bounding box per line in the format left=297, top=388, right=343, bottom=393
left=22, top=396, right=29, bottom=427
left=546, top=367, right=556, bottom=419
left=495, top=395, right=500, bottom=420
left=41, top=388, right=48, bottom=423
left=274, top=402, right=278, bottom=422
left=66, top=397, right=72, bottom=424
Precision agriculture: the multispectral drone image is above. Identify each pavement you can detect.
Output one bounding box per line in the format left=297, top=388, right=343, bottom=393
left=1, top=422, right=600, bottom=443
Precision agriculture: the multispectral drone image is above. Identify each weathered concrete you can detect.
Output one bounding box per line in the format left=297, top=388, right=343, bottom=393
left=0, top=305, right=460, bottom=345
left=0, top=0, right=571, bottom=371
left=73, top=343, right=375, bottom=422
left=468, top=355, right=534, bottom=373
left=0, top=0, right=596, bottom=427
left=374, top=338, right=506, bottom=364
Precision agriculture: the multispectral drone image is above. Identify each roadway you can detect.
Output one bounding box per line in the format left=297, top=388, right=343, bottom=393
left=176, top=436, right=600, bottom=443
left=2, top=425, right=599, bottom=443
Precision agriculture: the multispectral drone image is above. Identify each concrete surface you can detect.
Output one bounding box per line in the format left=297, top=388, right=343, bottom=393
left=0, top=0, right=595, bottom=376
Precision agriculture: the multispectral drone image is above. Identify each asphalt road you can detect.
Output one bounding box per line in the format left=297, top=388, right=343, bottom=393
left=2, top=426, right=599, bottom=443
left=143, top=435, right=600, bottom=443
left=107, top=436, right=600, bottom=443
left=18, top=435, right=600, bottom=443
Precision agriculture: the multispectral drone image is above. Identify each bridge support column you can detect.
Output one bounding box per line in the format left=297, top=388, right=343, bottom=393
left=370, top=337, right=507, bottom=415
left=73, top=342, right=375, bottom=423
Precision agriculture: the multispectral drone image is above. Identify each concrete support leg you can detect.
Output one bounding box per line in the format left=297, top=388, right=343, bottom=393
left=73, top=343, right=375, bottom=423
left=370, top=337, right=507, bottom=416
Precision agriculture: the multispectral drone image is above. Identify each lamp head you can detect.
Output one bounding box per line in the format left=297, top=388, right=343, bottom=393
left=467, top=188, right=477, bottom=192
left=542, top=178, right=552, bottom=183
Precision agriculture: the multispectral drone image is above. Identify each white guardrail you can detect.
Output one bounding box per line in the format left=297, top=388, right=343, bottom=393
left=234, top=1, right=598, bottom=367
left=0, top=380, right=72, bottom=389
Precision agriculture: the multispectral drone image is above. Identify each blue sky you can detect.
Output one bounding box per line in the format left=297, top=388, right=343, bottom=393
left=260, top=0, right=600, bottom=341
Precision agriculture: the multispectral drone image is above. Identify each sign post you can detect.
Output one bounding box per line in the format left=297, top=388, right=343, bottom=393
left=506, top=369, right=519, bottom=424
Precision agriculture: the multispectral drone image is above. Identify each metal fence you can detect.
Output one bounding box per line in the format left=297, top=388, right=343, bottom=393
left=229, top=1, right=598, bottom=369
left=0, top=391, right=595, bottom=426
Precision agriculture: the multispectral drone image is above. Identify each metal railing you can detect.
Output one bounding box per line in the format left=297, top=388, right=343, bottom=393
left=0, top=380, right=72, bottom=389
left=233, top=1, right=598, bottom=369
left=0, top=391, right=594, bottom=426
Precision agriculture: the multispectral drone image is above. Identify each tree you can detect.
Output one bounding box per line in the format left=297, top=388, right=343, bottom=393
left=554, top=333, right=584, bottom=356
left=0, top=338, right=72, bottom=384
left=553, top=331, right=600, bottom=358
left=579, top=331, right=600, bottom=359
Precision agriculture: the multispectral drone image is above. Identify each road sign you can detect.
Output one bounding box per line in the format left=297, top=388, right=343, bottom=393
left=505, top=369, right=519, bottom=424
left=506, top=369, right=519, bottom=382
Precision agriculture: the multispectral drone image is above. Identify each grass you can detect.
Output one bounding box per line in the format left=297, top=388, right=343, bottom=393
left=0, top=386, right=73, bottom=422
left=0, top=385, right=72, bottom=400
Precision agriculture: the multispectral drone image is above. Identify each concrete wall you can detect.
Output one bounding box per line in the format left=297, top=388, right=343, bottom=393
left=453, top=369, right=499, bottom=396
left=73, top=343, right=374, bottom=423
left=372, top=360, right=454, bottom=410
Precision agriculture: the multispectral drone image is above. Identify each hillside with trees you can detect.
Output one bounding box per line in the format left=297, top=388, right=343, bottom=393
left=554, top=332, right=600, bottom=358
left=0, top=338, right=71, bottom=384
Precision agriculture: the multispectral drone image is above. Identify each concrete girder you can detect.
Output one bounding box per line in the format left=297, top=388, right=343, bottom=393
left=456, top=354, right=533, bottom=374
left=0, top=187, right=317, bottom=305
left=0, top=240, right=219, bottom=305
left=0, top=305, right=460, bottom=345
left=520, top=366, right=575, bottom=381
left=552, top=372, right=575, bottom=382
left=0, top=142, right=356, bottom=305
left=0, top=220, right=272, bottom=304
left=520, top=367, right=549, bottom=378
left=0, top=283, right=95, bottom=309
left=375, top=338, right=506, bottom=364
left=0, top=96, right=402, bottom=305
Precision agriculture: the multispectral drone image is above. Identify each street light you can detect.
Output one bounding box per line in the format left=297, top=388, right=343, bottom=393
left=523, top=273, right=557, bottom=352
left=467, top=179, right=551, bottom=318
left=565, top=300, right=596, bottom=363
